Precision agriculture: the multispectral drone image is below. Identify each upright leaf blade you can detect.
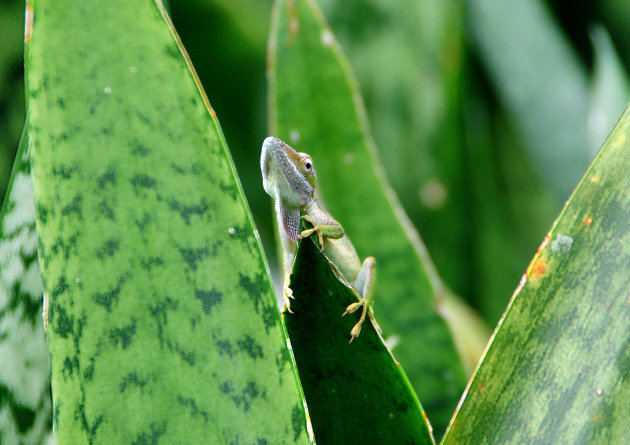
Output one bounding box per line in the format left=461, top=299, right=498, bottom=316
left=268, top=0, right=468, bottom=430
left=442, top=107, right=630, bottom=444
left=26, top=0, right=309, bottom=442
left=0, top=116, right=52, bottom=444
left=469, top=0, right=590, bottom=199
left=317, top=0, right=470, bottom=304
left=285, top=235, right=434, bottom=444
left=588, top=25, right=630, bottom=153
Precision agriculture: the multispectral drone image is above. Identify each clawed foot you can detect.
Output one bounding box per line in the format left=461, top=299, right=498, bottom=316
left=283, top=285, right=295, bottom=313
left=342, top=300, right=369, bottom=343
left=298, top=215, right=324, bottom=251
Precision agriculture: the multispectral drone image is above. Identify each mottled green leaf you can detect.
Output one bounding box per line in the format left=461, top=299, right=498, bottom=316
left=442, top=106, right=630, bottom=444
left=26, top=0, right=310, bottom=443
left=268, top=0, right=467, bottom=431
left=285, top=235, right=434, bottom=444
left=169, top=0, right=278, bottom=272
left=0, top=115, right=52, bottom=445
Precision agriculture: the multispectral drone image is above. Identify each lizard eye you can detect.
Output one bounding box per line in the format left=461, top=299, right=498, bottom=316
left=300, top=157, right=314, bottom=175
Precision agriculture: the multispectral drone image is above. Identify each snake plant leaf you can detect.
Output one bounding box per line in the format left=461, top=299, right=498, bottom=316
left=317, top=0, right=471, bottom=304
left=25, top=0, right=310, bottom=442
left=0, top=0, right=26, bottom=201
left=442, top=106, right=630, bottom=444
left=0, top=116, right=52, bottom=444
left=268, top=0, right=467, bottom=430
left=469, top=0, right=591, bottom=200
left=285, top=235, right=434, bottom=445
left=588, top=25, right=630, bottom=154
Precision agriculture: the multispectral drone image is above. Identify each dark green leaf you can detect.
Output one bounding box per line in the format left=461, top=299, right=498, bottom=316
left=268, top=0, right=468, bottom=431
left=285, top=235, right=434, bottom=444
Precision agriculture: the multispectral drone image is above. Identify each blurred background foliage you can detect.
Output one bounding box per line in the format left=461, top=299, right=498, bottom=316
left=2, top=0, right=630, bottom=330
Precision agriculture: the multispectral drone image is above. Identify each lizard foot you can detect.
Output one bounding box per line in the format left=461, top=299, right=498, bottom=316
left=342, top=300, right=370, bottom=343
left=299, top=216, right=325, bottom=251
left=283, top=285, right=295, bottom=314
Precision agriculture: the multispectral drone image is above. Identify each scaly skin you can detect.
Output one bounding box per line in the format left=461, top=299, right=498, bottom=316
left=261, top=136, right=378, bottom=342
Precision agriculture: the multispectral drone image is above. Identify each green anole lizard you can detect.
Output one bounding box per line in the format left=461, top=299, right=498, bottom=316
left=261, top=136, right=377, bottom=342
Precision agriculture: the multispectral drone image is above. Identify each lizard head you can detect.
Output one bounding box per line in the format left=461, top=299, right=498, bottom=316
left=261, top=136, right=317, bottom=206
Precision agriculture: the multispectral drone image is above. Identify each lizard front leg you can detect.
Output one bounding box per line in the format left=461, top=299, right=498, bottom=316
left=342, top=256, right=378, bottom=342
left=298, top=214, right=344, bottom=251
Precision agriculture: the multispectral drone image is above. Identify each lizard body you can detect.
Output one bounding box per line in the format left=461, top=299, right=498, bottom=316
left=261, top=136, right=376, bottom=341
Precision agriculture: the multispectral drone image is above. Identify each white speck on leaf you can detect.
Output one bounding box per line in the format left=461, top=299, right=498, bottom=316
left=596, top=388, right=604, bottom=397
left=551, top=234, right=573, bottom=254
left=130, top=66, right=137, bottom=73
left=104, top=86, right=112, bottom=94
left=321, top=29, right=334, bottom=46
left=228, top=227, right=236, bottom=235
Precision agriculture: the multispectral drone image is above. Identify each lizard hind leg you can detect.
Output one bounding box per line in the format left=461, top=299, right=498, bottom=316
left=343, top=256, right=377, bottom=342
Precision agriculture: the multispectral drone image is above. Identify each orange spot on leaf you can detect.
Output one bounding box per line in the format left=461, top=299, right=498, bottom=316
left=585, top=216, right=593, bottom=226
left=590, top=175, right=598, bottom=183
left=525, top=234, right=550, bottom=279
left=528, top=258, right=547, bottom=279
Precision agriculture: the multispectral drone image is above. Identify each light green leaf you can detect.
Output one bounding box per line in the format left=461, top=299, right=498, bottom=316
left=26, top=0, right=309, bottom=443
left=588, top=25, right=630, bottom=153
left=442, top=106, right=630, bottom=444
left=268, top=0, right=467, bottom=431
left=317, top=0, right=471, bottom=301
left=469, top=0, right=590, bottom=199
left=285, top=235, right=434, bottom=444
left=0, top=115, right=52, bottom=444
